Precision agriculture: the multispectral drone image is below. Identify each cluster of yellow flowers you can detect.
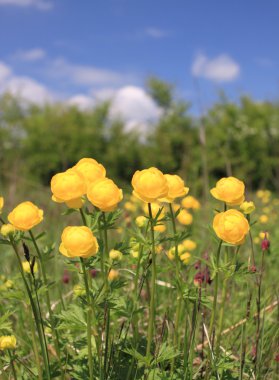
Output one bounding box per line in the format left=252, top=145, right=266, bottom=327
left=211, top=177, right=251, bottom=245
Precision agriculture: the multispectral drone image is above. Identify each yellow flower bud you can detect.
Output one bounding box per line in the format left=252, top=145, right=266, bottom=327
left=160, top=174, right=189, bottom=203
left=73, top=284, right=86, bottom=298
left=87, top=178, right=123, bottom=212
left=182, top=239, right=197, bottom=251
left=130, top=250, right=139, bottom=259
left=259, top=231, right=269, bottom=240
left=8, top=202, right=43, bottom=231
left=59, top=226, right=98, bottom=258
left=73, top=158, right=106, bottom=187
left=240, top=201, right=255, bottom=214
left=109, top=249, right=123, bottom=261
left=180, top=252, right=191, bottom=264
left=51, top=168, right=87, bottom=207
left=132, top=167, right=168, bottom=203
left=181, top=196, right=201, bottom=210
left=0, top=224, right=16, bottom=237
left=0, top=335, right=16, bottom=350
left=22, top=261, right=38, bottom=274
left=108, top=269, right=119, bottom=281
left=210, top=177, right=245, bottom=205
left=213, top=209, right=250, bottom=245
left=177, top=209, right=193, bottom=225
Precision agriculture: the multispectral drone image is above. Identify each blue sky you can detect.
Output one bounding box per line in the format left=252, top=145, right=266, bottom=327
left=0, top=0, right=278, bottom=122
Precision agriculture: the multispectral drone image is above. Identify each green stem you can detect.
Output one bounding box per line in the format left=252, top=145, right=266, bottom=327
left=146, top=203, right=157, bottom=357
left=29, top=312, right=43, bottom=380
left=29, top=230, right=63, bottom=377
left=208, top=239, right=222, bottom=344
left=8, top=350, right=17, bottom=380
left=81, top=258, right=94, bottom=380
left=10, top=240, right=51, bottom=380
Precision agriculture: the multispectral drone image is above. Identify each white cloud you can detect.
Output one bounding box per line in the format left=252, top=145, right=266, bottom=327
left=15, top=48, right=46, bottom=61
left=144, top=27, right=169, bottom=38
left=192, top=53, right=240, bottom=82
left=49, top=59, right=134, bottom=87
left=67, top=95, right=95, bottom=110
left=0, top=62, right=12, bottom=82
left=0, top=0, right=53, bottom=10
left=108, top=86, right=162, bottom=132
left=0, top=60, right=52, bottom=104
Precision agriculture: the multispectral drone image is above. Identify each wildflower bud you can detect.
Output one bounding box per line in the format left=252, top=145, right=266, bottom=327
left=90, top=269, right=98, bottom=278
left=109, top=249, right=123, bottom=261
left=135, top=215, right=147, bottom=228
left=0, top=335, right=16, bottom=350
left=275, top=354, right=279, bottom=362
left=194, top=260, right=201, bottom=270
left=0, top=197, right=4, bottom=213
left=249, top=265, right=257, bottom=273
left=240, top=201, right=255, bottom=214
left=261, top=234, right=270, bottom=251
left=62, top=270, right=70, bottom=284
left=108, top=269, right=119, bottom=282
left=194, top=272, right=204, bottom=287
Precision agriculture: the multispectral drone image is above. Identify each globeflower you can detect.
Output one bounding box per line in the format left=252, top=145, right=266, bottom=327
left=8, top=202, right=43, bottom=231
left=135, top=215, right=147, bottom=228
left=259, top=215, right=268, bottom=224
left=213, top=209, right=250, bottom=245
left=0, top=335, right=16, bottom=350
left=59, top=226, right=99, bottom=258
left=210, top=177, right=245, bottom=205
left=87, top=178, right=123, bottom=212
left=160, top=174, right=189, bottom=203
left=240, top=201, right=255, bottom=214
left=182, top=239, right=197, bottom=251
left=51, top=168, right=87, bottom=208
left=73, top=158, right=106, bottom=187
left=177, top=209, right=193, bottom=225
left=132, top=167, right=169, bottom=203
left=109, top=249, right=123, bottom=261
left=0, top=197, right=3, bottom=213
left=180, top=252, right=191, bottom=265
left=0, top=224, right=16, bottom=237
left=181, top=195, right=200, bottom=210
left=108, top=269, right=119, bottom=281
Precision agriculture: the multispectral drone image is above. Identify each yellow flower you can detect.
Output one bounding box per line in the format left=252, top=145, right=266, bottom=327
left=160, top=174, right=189, bottom=203
left=109, top=249, right=123, bottom=261
left=168, top=244, right=186, bottom=258
left=8, top=202, right=43, bottom=231
left=73, top=158, right=106, bottom=187
left=51, top=169, right=87, bottom=208
left=213, top=209, right=250, bottom=245
left=0, top=335, right=16, bottom=350
left=22, top=261, right=38, bottom=274
left=135, top=215, right=147, bottom=228
left=73, top=284, right=86, bottom=298
left=59, top=226, right=98, bottom=258
left=166, top=249, right=175, bottom=261
left=259, top=215, right=268, bottom=224
left=4, top=280, right=13, bottom=289
left=181, top=196, right=200, bottom=210
left=87, top=178, right=123, bottom=212
left=143, top=202, right=165, bottom=218
left=132, top=167, right=168, bottom=203
left=259, top=231, right=269, bottom=240
left=130, top=250, right=139, bottom=259
left=180, top=252, right=191, bottom=264
left=0, top=224, right=16, bottom=237
left=108, top=269, right=119, bottom=281
left=240, top=201, right=255, bottom=214
left=154, top=224, right=166, bottom=233
left=0, top=197, right=4, bottom=213
left=124, top=201, right=137, bottom=212
left=182, top=239, right=197, bottom=251
left=210, top=177, right=245, bottom=205
left=177, top=209, right=193, bottom=225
